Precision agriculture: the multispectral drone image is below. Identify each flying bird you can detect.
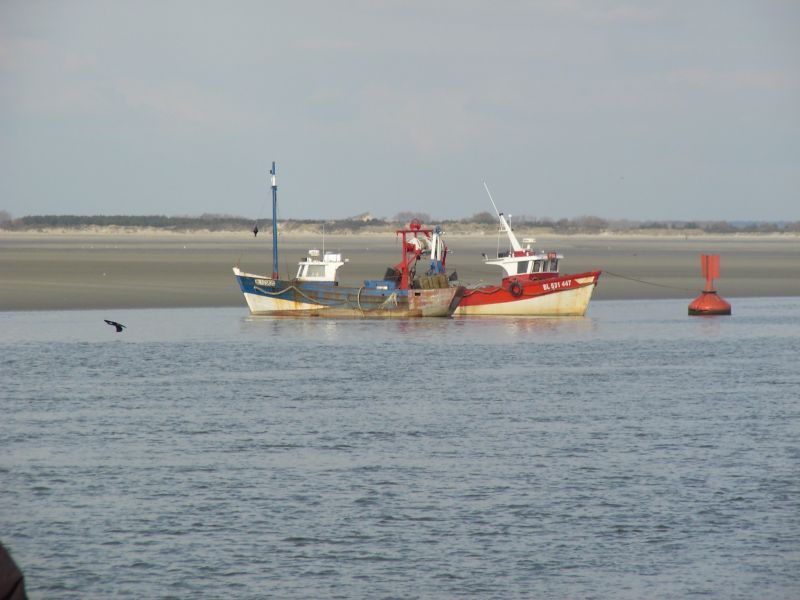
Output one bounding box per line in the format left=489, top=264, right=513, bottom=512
left=104, top=319, right=126, bottom=332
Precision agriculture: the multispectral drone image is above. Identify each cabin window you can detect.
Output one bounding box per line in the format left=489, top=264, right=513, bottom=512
left=517, top=261, right=529, bottom=275
left=306, top=265, right=326, bottom=278
left=297, top=265, right=307, bottom=277
left=534, top=260, right=542, bottom=272
left=550, top=259, right=558, bottom=272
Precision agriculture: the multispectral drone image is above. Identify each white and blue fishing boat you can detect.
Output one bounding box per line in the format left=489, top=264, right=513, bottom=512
left=233, top=162, right=464, bottom=317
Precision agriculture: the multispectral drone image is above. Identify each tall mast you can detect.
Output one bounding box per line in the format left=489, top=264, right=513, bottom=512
left=270, top=161, right=279, bottom=279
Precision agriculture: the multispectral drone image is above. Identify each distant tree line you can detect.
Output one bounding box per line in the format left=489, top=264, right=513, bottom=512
left=1, top=212, right=799, bottom=234
left=452, top=213, right=800, bottom=234
left=0, top=213, right=256, bottom=231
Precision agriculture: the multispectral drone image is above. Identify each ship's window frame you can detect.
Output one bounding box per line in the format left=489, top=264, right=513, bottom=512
left=517, top=261, right=529, bottom=275
left=306, top=264, right=326, bottom=278
left=534, top=260, right=542, bottom=272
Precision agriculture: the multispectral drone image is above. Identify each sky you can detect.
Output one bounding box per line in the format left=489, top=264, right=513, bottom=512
left=1, top=1, right=799, bottom=222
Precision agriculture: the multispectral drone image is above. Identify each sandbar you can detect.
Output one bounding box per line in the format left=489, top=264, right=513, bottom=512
left=1, top=231, right=798, bottom=311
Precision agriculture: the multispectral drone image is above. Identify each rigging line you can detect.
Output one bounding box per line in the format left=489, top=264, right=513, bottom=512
left=602, top=270, right=700, bottom=293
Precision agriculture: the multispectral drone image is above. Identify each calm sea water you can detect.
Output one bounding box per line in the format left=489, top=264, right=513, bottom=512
left=1, top=298, right=799, bottom=599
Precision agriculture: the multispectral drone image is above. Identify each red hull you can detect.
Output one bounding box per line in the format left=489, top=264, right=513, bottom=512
left=460, top=271, right=600, bottom=306
left=455, top=271, right=601, bottom=316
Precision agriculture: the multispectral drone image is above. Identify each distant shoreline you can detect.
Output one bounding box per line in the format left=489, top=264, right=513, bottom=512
left=2, top=226, right=799, bottom=240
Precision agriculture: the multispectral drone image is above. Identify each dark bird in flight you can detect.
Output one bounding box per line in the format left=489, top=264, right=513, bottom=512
left=104, top=319, right=126, bottom=332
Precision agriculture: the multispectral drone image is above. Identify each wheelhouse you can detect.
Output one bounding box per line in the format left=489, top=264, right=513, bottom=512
left=295, top=249, right=348, bottom=283
left=485, top=234, right=563, bottom=279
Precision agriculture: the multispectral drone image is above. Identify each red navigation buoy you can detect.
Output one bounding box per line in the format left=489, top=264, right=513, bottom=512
left=688, top=254, right=731, bottom=316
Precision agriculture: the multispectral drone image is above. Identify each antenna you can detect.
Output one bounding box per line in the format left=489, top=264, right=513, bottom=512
left=483, top=180, right=522, bottom=253
left=483, top=181, right=501, bottom=217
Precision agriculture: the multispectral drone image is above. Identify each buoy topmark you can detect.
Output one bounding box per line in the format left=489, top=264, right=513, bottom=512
left=688, top=254, right=731, bottom=316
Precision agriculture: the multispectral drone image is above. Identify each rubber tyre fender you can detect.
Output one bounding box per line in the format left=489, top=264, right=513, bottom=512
left=509, top=281, right=523, bottom=297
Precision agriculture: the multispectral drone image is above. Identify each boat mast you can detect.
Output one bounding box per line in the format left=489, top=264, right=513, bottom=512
left=271, top=161, right=279, bottom=279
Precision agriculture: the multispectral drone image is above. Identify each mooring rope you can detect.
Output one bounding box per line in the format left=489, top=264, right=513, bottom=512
left=466, top=285, right=501, bottom=294
left=381, top=292, right=399, bottom=308
left=463, top=280, right=596, bottom=297
left=601, top=270, right=700, bottom=293
left=255, top=284, right=344, bottom=307
left=355, top=286, right=395, bottom=312
left=255, top=282, right=403, bottom=312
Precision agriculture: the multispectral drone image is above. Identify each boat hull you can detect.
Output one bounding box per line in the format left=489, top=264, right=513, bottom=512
left=454, top=271, right=601, bottom=316
left=234, top=268, right=464, bottom=317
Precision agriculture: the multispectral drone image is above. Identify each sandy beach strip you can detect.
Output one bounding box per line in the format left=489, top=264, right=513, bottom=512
left=1, top=231, right=799, bottom=311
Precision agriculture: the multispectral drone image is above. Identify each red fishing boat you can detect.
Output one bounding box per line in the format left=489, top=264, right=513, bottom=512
left=454, top=186, right=601, bottom=317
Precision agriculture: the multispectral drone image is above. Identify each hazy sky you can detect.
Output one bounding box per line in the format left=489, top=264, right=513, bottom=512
left=1, top=1, right=798, bottom=221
